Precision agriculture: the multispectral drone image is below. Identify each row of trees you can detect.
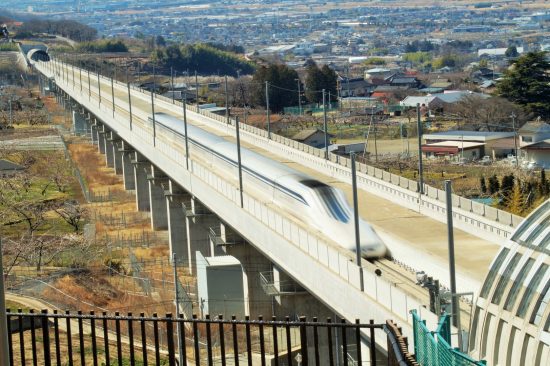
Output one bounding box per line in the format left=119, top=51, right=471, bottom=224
left=15, top=19, right=97, bottom=42
left=480, top=170, right=549, bottom=215
left=151, top=43, right=254, bottom=77
left=251, top=61, right=337, bottom=112
left=76, top=40, right=128, bottom=53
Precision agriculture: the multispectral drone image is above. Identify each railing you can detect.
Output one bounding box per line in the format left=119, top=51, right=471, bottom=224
left=259, top=272, right=307, bottom=296
left=411, top=310, right=486, bottom=366
left=3, top=309, right=413, bottom=365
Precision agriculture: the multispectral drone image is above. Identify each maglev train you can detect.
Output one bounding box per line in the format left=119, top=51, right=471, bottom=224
left=150, top=112, right=387, bottom=259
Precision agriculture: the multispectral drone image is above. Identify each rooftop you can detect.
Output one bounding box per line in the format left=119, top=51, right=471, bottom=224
left=424, top=130, right=516, bottom=142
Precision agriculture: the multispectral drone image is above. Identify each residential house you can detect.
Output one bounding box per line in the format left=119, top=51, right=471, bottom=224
left=292, top=129, right=335, bottom=148
left=387, top=74, right=423, bottom=90
left=337, top=77, right=375, bottom=97
left=423, top=131, right=516, bottom=159
left=518, top=120, right=550, bottom=147
left=519, top=120, right=550, bottom=167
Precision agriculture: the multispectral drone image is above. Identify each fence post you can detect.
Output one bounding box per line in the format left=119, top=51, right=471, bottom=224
left=0, top=237, right=9, bottom=366
left=41, top=310, right=52, bottom=366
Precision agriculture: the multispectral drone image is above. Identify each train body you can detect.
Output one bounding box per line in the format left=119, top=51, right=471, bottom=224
left=150, top=112, right=387, bottom=258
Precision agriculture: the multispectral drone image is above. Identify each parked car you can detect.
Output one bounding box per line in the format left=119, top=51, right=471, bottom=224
left=480, top=155, right=492, bottom=165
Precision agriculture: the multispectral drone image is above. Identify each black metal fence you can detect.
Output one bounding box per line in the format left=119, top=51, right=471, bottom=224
left=4, top=310, right=414, bottom=366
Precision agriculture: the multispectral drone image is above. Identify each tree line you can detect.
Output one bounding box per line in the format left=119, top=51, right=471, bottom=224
left=151, top=43, right=254, bottom=77
left=251, top=61, right=337, bottom=112
left=76, top=40, right=128, bottom=53
left=14, top=19, right=97, bottom=41
left=480, top=170, right=549, bottom=215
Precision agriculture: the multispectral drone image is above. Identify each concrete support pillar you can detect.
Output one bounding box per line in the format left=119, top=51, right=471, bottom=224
left=148, top=168, right=169, bottom=231
left=90, top=123, right=98, bottom=144
left=224, top=241, right=273, bottom=318
left=72, top=110, right=87, bottom=135
left=132, top=153, right=150, bottom=212
left=104, top=136, right=114, bottom=168
left=85, top=113, right=92, bottom=137
left=166, top=180, right=190, bottom=261
left=108, top=133, right=122, bottom=174
left=119, top=141, right=135, bottom=190
left=97, top=126, right=106, bottom=154
left=185, top=198, right=220, bottom=274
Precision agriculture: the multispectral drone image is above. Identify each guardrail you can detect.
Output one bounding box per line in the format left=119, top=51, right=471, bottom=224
left=4, top=310, right=407, bottom=366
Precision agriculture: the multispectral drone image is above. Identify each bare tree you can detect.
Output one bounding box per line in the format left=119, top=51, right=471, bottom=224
left=54, top=200, right=87, bottom=232
left=44, top=153, right=73, bottom=193
left=0, top=174, right=49, bottom=235
left=448, top=95, right=530, bottom=131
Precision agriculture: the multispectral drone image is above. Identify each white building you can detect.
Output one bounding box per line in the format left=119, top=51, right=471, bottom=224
left=519, top=121, right=550, bottom=168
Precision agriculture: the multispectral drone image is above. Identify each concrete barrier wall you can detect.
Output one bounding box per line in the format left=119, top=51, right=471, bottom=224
left=44, top=60, right=444, bottom=347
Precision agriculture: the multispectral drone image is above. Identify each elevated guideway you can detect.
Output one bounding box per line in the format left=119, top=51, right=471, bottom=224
left=33, top=58, right=521, bottom=350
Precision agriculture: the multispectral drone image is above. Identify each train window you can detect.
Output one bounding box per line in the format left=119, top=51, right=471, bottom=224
left=503, top=258, right=535, bottom=311
left=530, top=281, right=550, bottom=326
left=491, top=253, right=521, bottom=305
left=479, top=248, right=510, bottom=298
left=517, top=264, right=548, bottom=318
left=300, top=180, right=350, bottom=223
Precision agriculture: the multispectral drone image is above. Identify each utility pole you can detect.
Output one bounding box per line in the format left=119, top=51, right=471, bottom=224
left=88, top=68, right=91, bottom=100
left=225, top=75, right=229, bottom=124
left=172, top=253, right=185, bottom=366
left=171, top=66, right=174, bottom=103
left=323, top=89, right=329, bottom=159
left=265, top=81, right=271, bottom=139
left=445, top=180, right=462, bottom=350
left=195, top=71, right=199, bottom=105
left=511, top=112, right=519, bottom=167
left=350, top=154, right=364, bottom=292
left=0, top=238, right=10, bottom=366
left=235, top=116, right=244, bottom=208
left=296, top=78, right=302, bottom=115
left=417, top=103, right=424, bottom=195
left=373, top=107, right=378, bottom=163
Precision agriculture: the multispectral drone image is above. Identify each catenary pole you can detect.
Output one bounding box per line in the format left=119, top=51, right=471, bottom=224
left=225, top=75, right=229, bottom=124
left=236, top=116, right=244, bottom=208
left=323, top=89, right=329, bottom=159
left=417, top=103, right=424, bottom=194
left=183, top=96, right=190, bottom=170
left=445, top=180, right=462, bottom=349
left=351, top=153, right=364, bottom=292
left=111, top=76, right=115, bottom=117
left=127, top=82, right=133, bottom=131
left=265, top=81, right=271, bottom=139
